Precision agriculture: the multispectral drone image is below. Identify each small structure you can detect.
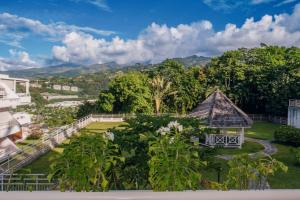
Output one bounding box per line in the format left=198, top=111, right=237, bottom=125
left=62, top=85, right=70, bottom=91
left=189, top=90, right=253, bottom=148
left=53, top=84, right=62, bottom=91
left=41, top=92, right=78, bottom=101
left=288, top=100, right=300, bottom=128
left=70, top=86, right=79, bottom=92
left=30, top=83, right=42, bottom=88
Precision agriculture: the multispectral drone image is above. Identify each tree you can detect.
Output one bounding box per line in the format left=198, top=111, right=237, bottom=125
left=207, top=46, right=300, bottom=115
left=108, top=72, right=153, bottom=113
left=98, top=91, right=115, bottom=112
left=150, top=75, right=176, bottom=114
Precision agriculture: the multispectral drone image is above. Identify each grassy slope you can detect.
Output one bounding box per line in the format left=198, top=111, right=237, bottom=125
left=214, top=141, right=264, bottom=155
left=245, top=122, right=300, bottom=188
left=245, top=121, right=281, bottom=140
left=269, top=144, right=300, bottom=189
left=22, top=122, right=126, bottom=174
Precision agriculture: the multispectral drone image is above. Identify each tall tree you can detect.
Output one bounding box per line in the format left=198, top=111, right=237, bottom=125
left=150, top=75, right=176, bottom=114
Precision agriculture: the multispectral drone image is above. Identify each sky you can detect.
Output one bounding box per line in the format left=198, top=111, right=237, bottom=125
left=0, top=0, right=300, bottom=70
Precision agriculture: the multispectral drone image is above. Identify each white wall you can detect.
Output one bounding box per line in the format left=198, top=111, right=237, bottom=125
left=288, top=107, right=300, bottom=128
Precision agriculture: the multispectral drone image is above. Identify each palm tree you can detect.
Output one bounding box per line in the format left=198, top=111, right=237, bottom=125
left=150, top=75, right=176, bottom=114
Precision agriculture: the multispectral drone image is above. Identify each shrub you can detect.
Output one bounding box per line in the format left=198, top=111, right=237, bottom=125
left=295, top=148, right=300, bottom=165
left=274, top=125, right=300, bottom=146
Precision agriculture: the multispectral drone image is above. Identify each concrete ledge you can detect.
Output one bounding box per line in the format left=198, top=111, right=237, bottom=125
left=1, top=190, right=300, bottom=200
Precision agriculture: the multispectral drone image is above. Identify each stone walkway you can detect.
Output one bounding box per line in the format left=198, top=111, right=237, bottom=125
left=216, top=137, right=278, bottom=161
left=245, top=137, right=278, bottom=155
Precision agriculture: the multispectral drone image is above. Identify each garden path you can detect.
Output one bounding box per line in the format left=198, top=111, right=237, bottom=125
left=216, top=137, right=278, bottom=161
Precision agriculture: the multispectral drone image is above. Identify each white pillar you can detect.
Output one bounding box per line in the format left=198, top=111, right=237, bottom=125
left=241, top=127, right=245, bottom=144
left=25, top=81, right=29, bottom=94
left=13, top=80, right=16, bottom=92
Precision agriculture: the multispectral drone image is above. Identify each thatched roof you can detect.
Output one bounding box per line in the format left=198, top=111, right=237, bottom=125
left=189, top=90, right=253, bottom=128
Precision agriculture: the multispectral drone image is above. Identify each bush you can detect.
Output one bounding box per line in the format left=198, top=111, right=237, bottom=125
left=274, top=125, right=300, bottom=146
left=295, top=148, right=300, bottom=165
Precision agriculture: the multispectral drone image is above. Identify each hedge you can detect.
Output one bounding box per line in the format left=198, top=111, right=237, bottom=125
left=274, top=125, right=300, bottom=146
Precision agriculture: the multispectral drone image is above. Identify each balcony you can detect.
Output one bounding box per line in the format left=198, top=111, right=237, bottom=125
left=289, top=100, right=300, bottom=108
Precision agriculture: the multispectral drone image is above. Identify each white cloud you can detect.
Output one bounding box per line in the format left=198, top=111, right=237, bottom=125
left=0, top=50, right=38, bottom=71
left=0, top=12, right=115, bottom=48
left=52, top=4, right=300, bottom=65
left=251, top=0, right=275, bottom=5
left=70, top=0, right=111, bottom=12
left=276, top=0, right=300, bottom=6
left=202, top=0, right=296, bottom=10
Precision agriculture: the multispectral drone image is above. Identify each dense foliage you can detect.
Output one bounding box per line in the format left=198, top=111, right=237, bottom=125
left=207, top=46, right=300, bottom=115
left=92, top=45, right=299, bottom=116
left=148, top=121, right=205, bottom=191
left=49, top=133, right=124, bottom=191
left=225, top=154, right=287, bottom=190
left=49, top=115, right=287, bottom=191
left=274, top=125, right=300, bottom=146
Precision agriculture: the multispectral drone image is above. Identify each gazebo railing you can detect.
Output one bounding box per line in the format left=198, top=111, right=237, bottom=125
left=206, top=134, right=242, bottom=148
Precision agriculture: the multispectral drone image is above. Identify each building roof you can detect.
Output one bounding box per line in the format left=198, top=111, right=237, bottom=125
left=189, top=90, right=253, bottom=128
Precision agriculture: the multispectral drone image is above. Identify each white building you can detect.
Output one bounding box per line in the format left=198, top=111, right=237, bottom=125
left=53, top=84, right=62, bottom=91
left=62, top=85, right=70, bottom=91
left=288, top=100, right=300, bottom=128
left=41, top=92, right=78, bottom=101
left=0, top=74, right=31, bottom=161
left=70, top=86, right=79, bottom=92
left=30, top=83, right=42, bottom=88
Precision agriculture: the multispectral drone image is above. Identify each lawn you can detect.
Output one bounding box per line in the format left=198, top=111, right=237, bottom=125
left=245, top=121, right=281, bottom=140
left=213, top=141, right=264, bottom=156
left=269, top=144, right=300, bottom=189
left=22, top=122, right=126, bottom=174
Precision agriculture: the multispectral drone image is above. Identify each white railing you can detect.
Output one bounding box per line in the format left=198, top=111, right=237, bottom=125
left=0, top=98, right=20, bottom=108
left=0, top=173, right=56, bottom=191
left=206, top=134, right=242, bottom=148
left=0, top=114, right=126, bottom=175
left=248, top=114, right=287, bottom=125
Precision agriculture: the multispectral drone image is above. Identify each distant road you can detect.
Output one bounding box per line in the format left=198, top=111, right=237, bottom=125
left=1, top=190, right=300, bottom=200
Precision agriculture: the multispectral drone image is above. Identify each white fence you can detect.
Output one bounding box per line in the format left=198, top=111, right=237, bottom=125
left=0, top=174, right=56, bottom=191
left=248, top=114, right=287, bottom=125
left=0, top=114, right=125, bottom=175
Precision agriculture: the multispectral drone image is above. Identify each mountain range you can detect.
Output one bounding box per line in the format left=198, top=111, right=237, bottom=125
left=2, top=55, right=210, bottom=78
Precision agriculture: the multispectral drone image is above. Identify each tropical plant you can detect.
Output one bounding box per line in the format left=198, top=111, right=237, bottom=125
left=225, top=154, right=287, bottom=190
left=150, top=75, right=176, bottom=114
left=148, top=121, right=206, bottom=191
left=48, top=133, right=124, bottom=191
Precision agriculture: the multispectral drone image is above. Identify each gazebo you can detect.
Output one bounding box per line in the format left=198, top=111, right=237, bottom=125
left=189, top=90, right=253, bottom=148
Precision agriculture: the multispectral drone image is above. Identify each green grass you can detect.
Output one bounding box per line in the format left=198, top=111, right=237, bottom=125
left=269, top=144, right=300, bottom=189
left=202, top=158, right=229, bottom=184
left=22, top=122, right=126, bottom=174
left=213, top=141, right=264, bottom=156
left=245, top=121, right=281, bottom=140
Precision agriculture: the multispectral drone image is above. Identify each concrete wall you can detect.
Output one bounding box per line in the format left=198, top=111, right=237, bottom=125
left=288, top=107, right=300, bottom=128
